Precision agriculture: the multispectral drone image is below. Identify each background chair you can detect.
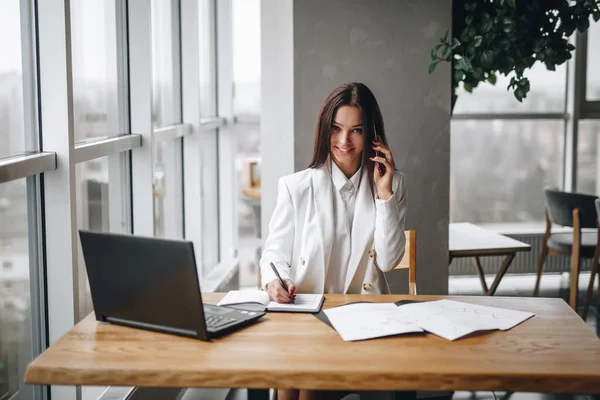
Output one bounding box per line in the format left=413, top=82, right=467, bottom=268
left=582, top=199, right=600, bottom=320
left=393, top=230, right=417, bottom=295
left=533, top=187, right=599, bottom=320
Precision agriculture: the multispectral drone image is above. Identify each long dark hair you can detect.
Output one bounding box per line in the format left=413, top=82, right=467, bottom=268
left=308, top=82, right=388, bottom=199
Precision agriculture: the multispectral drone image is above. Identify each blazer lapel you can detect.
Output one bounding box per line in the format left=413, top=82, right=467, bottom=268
left=344, top=169, right=375, bottom=293
left=312, top=164, right=334, bottom=290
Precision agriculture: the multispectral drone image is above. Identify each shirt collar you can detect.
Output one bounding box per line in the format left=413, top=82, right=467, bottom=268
left=331, top=159, right=361, bottom=192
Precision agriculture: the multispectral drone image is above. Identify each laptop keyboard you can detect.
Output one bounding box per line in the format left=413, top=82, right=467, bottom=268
left=205, top=314, right=238, bottom=330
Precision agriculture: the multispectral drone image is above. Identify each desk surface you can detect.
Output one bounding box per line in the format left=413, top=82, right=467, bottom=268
left=449, top=222, right=531, bottom=256
left=25, top=294, right=600, bottom=393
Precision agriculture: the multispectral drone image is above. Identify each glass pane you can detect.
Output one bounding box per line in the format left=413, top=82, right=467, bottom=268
left=233, top=0, right=261, bottom=288
left=151, top=0, right=181, bottom=127
left=577, top=120, right=600, bottom=195
left=151, top=0, right=183, bottom=239
left=453, top=62, right=566, bottom=114
left=0, top=1, right=25, bottom=159
left=0, top=179, right=32, bottom=398
left=75, top=156, right=130, bottom=320
left=587, top=20, right=600, bottom=101
left=71, top=0, right=125, bottom=143
left=153, top=139, right=184, bottom=239
left=236, top=122, right=261, bottom=288
left=199, top=0, right=217, bottom=118
left=233, top=0, right=261, bottom=115
left=450, top=120, right=564, bottom=224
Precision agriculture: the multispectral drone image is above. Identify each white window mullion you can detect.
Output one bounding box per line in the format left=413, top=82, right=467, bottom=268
left=106, top=0, right=132, bottom=237
left=201, top=129, right=220, bottom=269
left=200, top=0, right=220, bottom=273
left=564, top=33, right=586, bottom=192
left=217, top=0, right=237, bottom=263
left=181, top=0, right=206, bottom=277
left=37, top=1, right=78, bottom=399
left=129, top=0, right=155, bottom=236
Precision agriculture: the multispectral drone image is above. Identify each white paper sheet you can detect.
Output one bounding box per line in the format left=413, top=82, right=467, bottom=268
left=323, top=300, right=535, bottom=342
left=323, top=303, right=424, bottom=341
left=395, top=299, right=535, bottom=341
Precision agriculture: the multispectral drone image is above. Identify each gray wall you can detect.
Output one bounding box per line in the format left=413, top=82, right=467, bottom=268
left=262, top=0, right=451, bottom=295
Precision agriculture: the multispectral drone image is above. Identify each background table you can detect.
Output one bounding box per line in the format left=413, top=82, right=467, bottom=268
left=449, top=223, right=532, bottom=295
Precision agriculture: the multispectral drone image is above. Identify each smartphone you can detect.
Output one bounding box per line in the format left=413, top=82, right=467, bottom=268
left=373, top=124, right=386, bottom=176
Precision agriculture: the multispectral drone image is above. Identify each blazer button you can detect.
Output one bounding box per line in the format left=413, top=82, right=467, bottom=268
left=363, top=283, right=372, bottom=291
left=369, top=250, right=376, bottom=258
left=300, top=258, right=306, bottom=265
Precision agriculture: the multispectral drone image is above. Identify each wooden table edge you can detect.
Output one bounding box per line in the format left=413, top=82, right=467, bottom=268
left=450, top=246, right=531, bottom=257
left=24, top=367, right=600, bottom=393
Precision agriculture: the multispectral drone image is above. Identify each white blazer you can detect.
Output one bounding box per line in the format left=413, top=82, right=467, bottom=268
left=259, top=162, right=407, bottom=294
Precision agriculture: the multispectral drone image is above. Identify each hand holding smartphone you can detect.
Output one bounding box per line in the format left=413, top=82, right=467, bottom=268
left=373, top=124, right=386, bottom=177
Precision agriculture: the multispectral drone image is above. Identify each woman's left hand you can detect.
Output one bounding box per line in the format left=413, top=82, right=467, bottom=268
left=370, top=140, right=395, bottom=201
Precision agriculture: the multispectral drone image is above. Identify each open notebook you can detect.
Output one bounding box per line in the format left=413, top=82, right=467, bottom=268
left=217, top=290, right=324, bottom=313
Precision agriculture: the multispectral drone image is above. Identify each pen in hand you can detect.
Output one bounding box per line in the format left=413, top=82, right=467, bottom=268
left=269, top=262, right=295, bottom=303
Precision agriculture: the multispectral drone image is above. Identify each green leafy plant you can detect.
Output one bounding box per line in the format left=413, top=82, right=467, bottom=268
left=429, top=0, right=600, bottom=110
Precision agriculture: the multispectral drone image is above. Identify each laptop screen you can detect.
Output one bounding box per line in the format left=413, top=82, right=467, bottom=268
left=78, top=230, right=208, bottom=339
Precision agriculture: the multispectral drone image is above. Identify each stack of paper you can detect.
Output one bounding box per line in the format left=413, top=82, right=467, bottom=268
left=323, top=299, right=534, bottom=341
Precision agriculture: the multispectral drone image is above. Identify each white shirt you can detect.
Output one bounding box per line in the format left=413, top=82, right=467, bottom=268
left=325, top=161, right=362, bottom=293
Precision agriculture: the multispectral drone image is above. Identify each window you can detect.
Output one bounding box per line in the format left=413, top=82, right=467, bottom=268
left=75, top=156, right=131, bottom=320
left=451, top=54, right=570, bottom=227
left=199, top=0, right=217, bottom=118
left=233, top=0, right=261, bottom=288
left=0, top=0, right=26, bottom=159
left=587, top=20, right=600, bottom=101
left=151, top=0, right=184, bottom=239
left=151, top=0, right=180, bottom=128
left=451, top=120, right=564, bottom=224
left=233, top=0, right=261, bottom=116
left=0, top=179, right=32, bottom=399
left=70, top=0, right=126, bottom=143
left=453, top=62, right=567, bottom=114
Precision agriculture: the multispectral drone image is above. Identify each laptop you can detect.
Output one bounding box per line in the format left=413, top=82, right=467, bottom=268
left=78, top=230, right=265, bottom=341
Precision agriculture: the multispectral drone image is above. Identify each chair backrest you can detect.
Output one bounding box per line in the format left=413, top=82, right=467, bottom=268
left=544, top=187, right=599, bottom=229
left=393, top=230, right=416, bottom=295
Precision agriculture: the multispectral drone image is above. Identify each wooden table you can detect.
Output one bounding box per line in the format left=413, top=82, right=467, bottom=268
left=450, top=223, right=532, bottom=296
left=25, top=294, right=600, bottom=394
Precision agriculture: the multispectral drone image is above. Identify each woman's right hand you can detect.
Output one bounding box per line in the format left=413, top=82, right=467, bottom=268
left=266, top=279, right=296, bottom=303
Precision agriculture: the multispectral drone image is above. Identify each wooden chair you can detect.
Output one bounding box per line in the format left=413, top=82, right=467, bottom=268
left=583, top=199, right=600, bottom=320
left=393, top=230, right=417, bottom=295
left=258, top=230, right=417, bottom=294
left=533, top=187, right=599, bottom=320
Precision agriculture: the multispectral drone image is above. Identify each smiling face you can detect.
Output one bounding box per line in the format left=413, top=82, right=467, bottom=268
left=330, top=105, right=365, bottom=177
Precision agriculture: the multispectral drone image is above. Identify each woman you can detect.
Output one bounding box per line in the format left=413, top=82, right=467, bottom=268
left=260, top=82, right=407, bottom=303
left=259, top=83, right=407, bottom=399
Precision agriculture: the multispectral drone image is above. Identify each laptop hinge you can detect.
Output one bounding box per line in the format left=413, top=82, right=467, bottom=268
left=105, top=316, right=197, bottom=338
